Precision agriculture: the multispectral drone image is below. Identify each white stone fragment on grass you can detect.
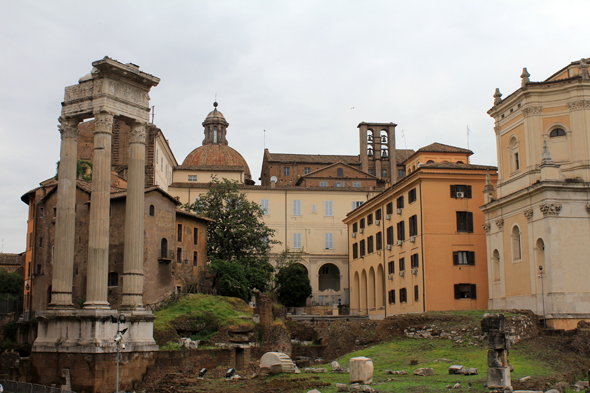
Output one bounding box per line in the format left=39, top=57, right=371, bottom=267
left=349, top=357, right=374, bottom=384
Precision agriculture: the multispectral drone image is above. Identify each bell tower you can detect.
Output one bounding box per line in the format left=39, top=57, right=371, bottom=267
left=202, top=101, right=229, bottom=146
left=358, top=122, right=398, bottom=184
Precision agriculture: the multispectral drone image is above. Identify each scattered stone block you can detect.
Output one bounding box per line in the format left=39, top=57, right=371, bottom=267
left=304, top=367, right=327, bottom=373
left=414, top=368, right=434, bottom=376
left=331, top=361, right=340, bottom=370
left=440, top=358, right=453, bottom=363
left=550, top=381, right=568, bottom=393
left=410, top=359, right=419, bottom=365
left=464, top=367, right=478, bottom=375
left=307, top=390, right=322, bottom=393
left=392, top=370, right=407, bottom=375
left=573, top=381, right=590, bottom=392
left=350, top=383, right=361, bottom=391
left=487, top=367, right=511, bottom=389
left=260, top=352, right=295, bottom=374
left=519, top=376, right=531, bottom=383
left=545, top=389, right=560, bottom=393
left=362, top=385, right=376, bottom=393
left=453, top=383, right=461, bottom=389
left=350, top=357, right=373, bottom=384
left=336, top=383, right=348, bottom=392
left=448, top=365, right=465, bottom=375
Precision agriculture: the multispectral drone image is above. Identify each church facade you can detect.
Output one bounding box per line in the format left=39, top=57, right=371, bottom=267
left=482, top=58, right=590, bottom=329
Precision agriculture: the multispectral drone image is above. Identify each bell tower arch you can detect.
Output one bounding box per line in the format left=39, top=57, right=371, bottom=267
left=358, top=122, right=398, bottom=184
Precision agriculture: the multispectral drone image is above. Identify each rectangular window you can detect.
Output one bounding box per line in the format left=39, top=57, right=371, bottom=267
left=39, top=237, right=43, bottom=247
left=367, top=213, right=373, bottom=226
left=293, top=233, right=302, bottom=249
left=360, top=218, right=365, bottom=230
left=324, top=201, right=333, bottom=217
left=388, top=290, right=396, bottom=304
left=388, top=261, right=395, bottom=274
left=454, top=284, right=477, bottom=299
left=312, top=204, right=316, bottom=213
left=411, top=253, right=419, bottom=268
left=260, top=199, right=270, bottom=215
left=193, top=228, right=198, bottom=245
left=188, top=175, right=197, bottom=182
left=515, top=153, right=520, bottom=170
left=353, top=182, right=361, bottom=188
left=382, top=169, right=388, bottom=178
left=40, top=207, right=44, bottom=218
left=450, top=185, right=472, bottom=198
left=353, top=222, right=358, bottom=233
left=398, top=168, right=405, bottom=179
left=397, top=196, right=404, bottom=209
left=353, top=201, right=364, bottom=209
left=320, top=182, right=328, bottom=187
left=409, top=188, right=417, bottom=203
left=283, top=167, right=290, bottom=176
left=399, top=257, right=405, bottom=271
left=453, top=251, right=475, bottom=265
left=293, top=200, right=302, bottom=216
left=304, top=167, right=311, bottom=174
left=386, top=226, right=394, bottom=245
left=193, top=251, right=198, bottom=266
left=353, top=243, right=359, bottom=259
left=386, top=202, right=393, bottom=215
left=334, top=181, right=344, bottom=187
left=456, top=212, right=474, bottom=233
left=367, top=236, right=374, bottom=253
left=400, top=288, right=407, bottom=303
left=360, top=239, right=366, bottom=257
left=325, top=233, right=334, bottom=250
left=177, top=248, right=182, bottom=263
left=53, top=207, right=57, bottom=217
left=368, top=168, right=374, bottom=175
left=414, top=285, right=419, bottom=301
left=397, top=221, right=405, bottom=241
left=375, top=208, right=382, bottom=221
left=337, top=168, right=344, bottom=177
left=29, top=233, right=33, bottom=249
left=177, top=224, right=182, bottom=241
left=409, top=215, right=418, bottom=237
left=376, top=232, right=382, bottom=250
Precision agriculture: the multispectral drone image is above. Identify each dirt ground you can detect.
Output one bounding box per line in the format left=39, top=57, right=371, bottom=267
left=140, top=312, right=590, bottom=393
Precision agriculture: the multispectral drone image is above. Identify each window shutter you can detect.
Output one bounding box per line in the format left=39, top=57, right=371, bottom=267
left=454, top=284, right=460, bottom=299
left=325, top=201, right=333, bottom=216
left=260, top=199, right=269, bottom=215
left=468, top=251, right=475, bottom=265
left=465, top=185, right=472, bottom=198
left=470, top=284, right=477, bottom=299
left=453, top=252, right=458, bottom=265
left=393, top=290, right=396, bottom=304
left=353, top=202, right=357, bottom=210
left=450, top=185, right=456, bottom=198
left=325, top=233, right=333, bottom=249
left=293, top=233, right=302, bottom=248
left=293, top=200, right=301, bottom=216
left=467, top=212, right=474, bottom=232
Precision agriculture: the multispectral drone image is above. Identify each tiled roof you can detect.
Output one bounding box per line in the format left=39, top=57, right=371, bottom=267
left=420, top=162, right=497, bottom=170
left=111, top=185, right=181, bottom=205
left=182, top=144, right=251, bottom=176
left=175, top=208, right=213, bottom=222
left=416, top=143, right=473, bottom=155
left=0, top=253, right=23, bottom=265
left=170, top=182, right=382, bottom=192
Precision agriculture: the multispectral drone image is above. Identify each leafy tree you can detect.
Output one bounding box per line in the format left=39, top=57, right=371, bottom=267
left=183, top=177, right=279, bottom=296
left=274, top=249, right=312, bottom=307
left=208, top=259, right=251, bottom=301
left=0, top=268, right=23, bottom=297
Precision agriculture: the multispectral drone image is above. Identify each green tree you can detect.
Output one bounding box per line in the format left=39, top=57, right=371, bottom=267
left=274, top=249, right=312, bottom=307
left=0, top=268, right=24, bottom=297
left=183, top=177, right=279, bottom=297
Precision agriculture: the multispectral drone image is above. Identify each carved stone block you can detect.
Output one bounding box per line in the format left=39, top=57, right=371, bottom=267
left=488, top=349, right=508, bottom=367
left=487, top=367, right=511, bottom=389
left=481, top=313, right=505, bottom=333
left=350, top=357, right=374, bottom=384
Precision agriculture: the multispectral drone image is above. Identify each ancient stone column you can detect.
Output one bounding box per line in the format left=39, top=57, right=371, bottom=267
left=121, top=122, right=147, bottom=309
left=84, top=111, right=114, bottom=309
left=49, top=117, right=80, bottom=309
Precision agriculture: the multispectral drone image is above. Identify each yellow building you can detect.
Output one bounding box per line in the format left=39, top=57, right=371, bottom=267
left=482, top=58, right=590, bottom=329
left=344, top=143, right=496, bottom=318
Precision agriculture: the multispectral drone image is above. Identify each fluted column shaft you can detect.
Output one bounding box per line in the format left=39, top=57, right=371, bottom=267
left=121, top=122, right=147, bottom=309
left=84, top=111, right=113, bottom=309
left=49, top=117, right=80, bottom=309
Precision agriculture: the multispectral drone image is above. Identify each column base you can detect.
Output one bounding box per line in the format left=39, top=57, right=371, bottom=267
left=32, top=309, right=158, bottom=354
left=83, top=300, right=111, bottom=310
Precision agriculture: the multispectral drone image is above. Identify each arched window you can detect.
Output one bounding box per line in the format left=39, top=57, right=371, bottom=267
left=492, top=249, right=500, bottom=281
left=213, top=126, right=218, bottom=143
left=108, top=272, right=118, bottom=287
left=426, top=160, right=434, bottom=164
left=149, top=205, right=155, bottom=216
left=380, top=130, right=388, bottom=143
left=508, top=136, right=520, bottom=173
left=549, top=128, right=566, bottom=137
left=457, top=161, right=464, bottom=164
left=160, top=238, right=168, bottom=259
left=511, top=226, right=521, bottom=261
left=367, top=130, right=374, bottom=142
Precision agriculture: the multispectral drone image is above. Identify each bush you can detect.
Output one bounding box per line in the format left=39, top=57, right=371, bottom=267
left=3, top=321, right=17, bottom=342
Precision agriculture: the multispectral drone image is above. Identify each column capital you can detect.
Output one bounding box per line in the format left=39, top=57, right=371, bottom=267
left=129, top=121, right=147, bottom=144
left=58, top=117, right=80, bottom=140
left=93, top=111, right=115, bottom=134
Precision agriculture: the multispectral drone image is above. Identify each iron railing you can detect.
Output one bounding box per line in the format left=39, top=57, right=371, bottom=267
left=0, top=379, right=75, bottom=393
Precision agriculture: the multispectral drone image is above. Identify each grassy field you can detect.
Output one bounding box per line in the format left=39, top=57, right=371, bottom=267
left=262, top=337, right=576, bottom=393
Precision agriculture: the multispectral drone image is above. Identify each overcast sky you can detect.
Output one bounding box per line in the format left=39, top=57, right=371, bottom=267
left=0, top=0, right=587, bottom=253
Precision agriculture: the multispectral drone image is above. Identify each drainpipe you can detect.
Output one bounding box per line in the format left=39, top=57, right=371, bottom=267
left=284, top=189, right=288, bottom=251
left=382, top=201, right=387, bottom=319
left=419, top=181, right=426, bottom=312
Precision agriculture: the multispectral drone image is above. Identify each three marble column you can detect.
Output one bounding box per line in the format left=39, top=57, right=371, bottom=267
left=51, top=112, right=147, bottom=311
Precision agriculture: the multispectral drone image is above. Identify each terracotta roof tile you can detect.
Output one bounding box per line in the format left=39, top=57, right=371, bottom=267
left=416, top=143, right=473, bottom=155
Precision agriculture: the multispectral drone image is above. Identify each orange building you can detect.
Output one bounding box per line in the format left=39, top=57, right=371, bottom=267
left=343, top=143, right=497, bottom=318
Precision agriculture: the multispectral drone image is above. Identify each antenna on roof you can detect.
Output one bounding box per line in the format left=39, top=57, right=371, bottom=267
left=151, top=106, right=155, bottom=124
left=401, top=129, right=409, bottom=160
left=467, top=125, right=472, bottom=151
left=264, top=130, right=266, bottom=150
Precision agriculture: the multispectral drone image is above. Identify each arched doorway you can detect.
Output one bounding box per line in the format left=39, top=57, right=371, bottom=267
left=368, top=267, right=376, bottom=310
left=352, top=272, right=360, bottom=310
left=360, top=270, right=368, bottom=313
left=318, top=263, right=340, bottom=291
left=376, top=264, right=384, bottom=308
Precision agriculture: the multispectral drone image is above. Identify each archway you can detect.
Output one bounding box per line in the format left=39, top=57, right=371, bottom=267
left=376, top=264, right=384, bottom=308
left=352, top=272, right=360, bottom=310
left=368, top=267, right=376, bottom=310
left=360, top=270, right=368, bottom=313
left=318, top=263, right=340, bottom=291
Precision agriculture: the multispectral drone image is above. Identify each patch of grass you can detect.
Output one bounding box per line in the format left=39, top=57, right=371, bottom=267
left=153, top=294, right=253, bottom=345
left=278, top=337, right=573, bottom=393
left=160, top=341, right=182, bottom=351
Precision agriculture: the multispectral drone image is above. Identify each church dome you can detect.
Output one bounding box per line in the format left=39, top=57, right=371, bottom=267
left=182, top=144, right=252, bottom=177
